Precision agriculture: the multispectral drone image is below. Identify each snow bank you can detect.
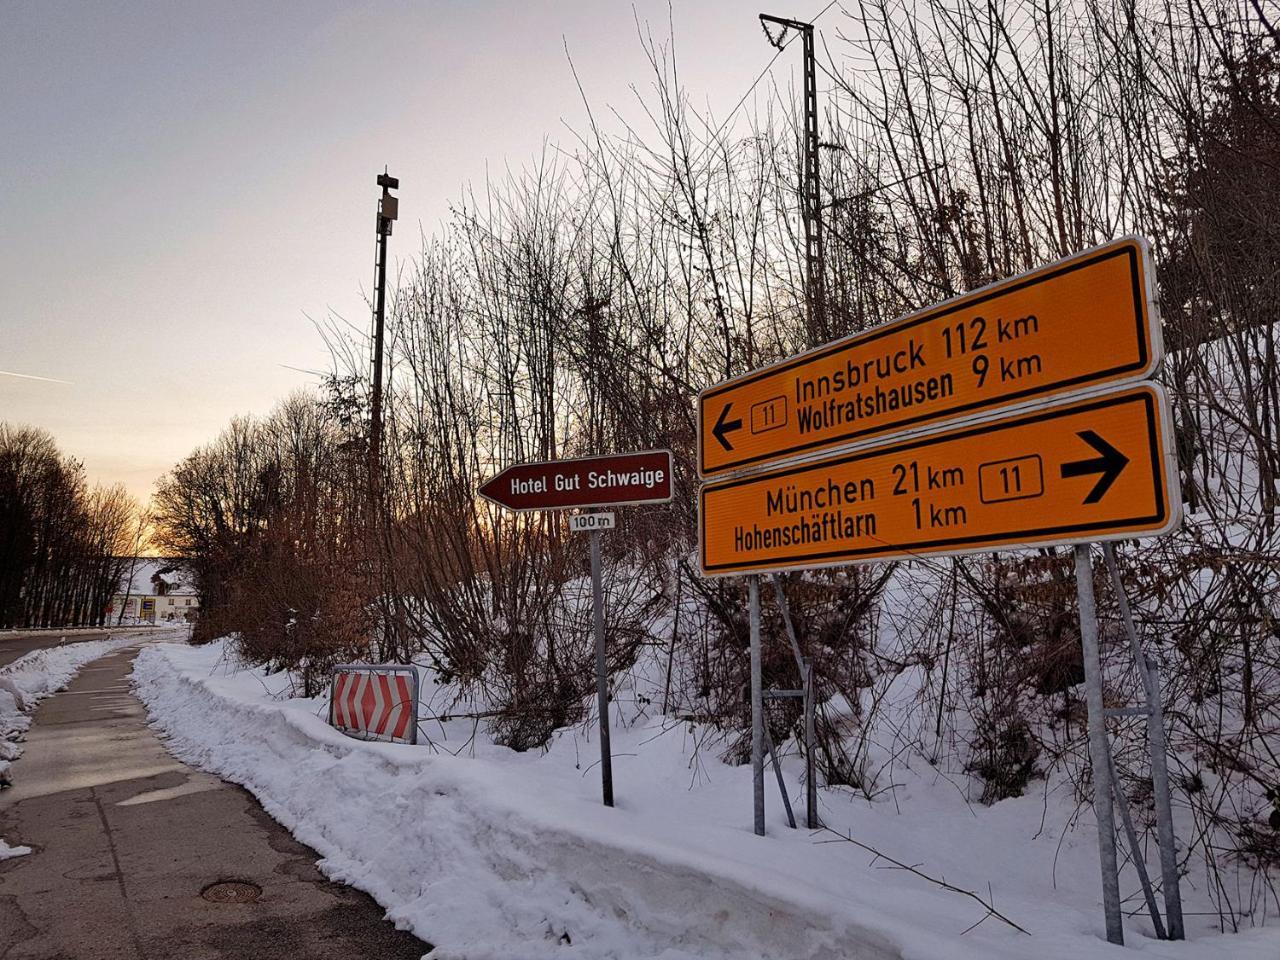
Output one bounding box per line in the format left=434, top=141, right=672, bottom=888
left=0, top=838, right=32, bottom=860
left=134, top=640, right=1279, bottom=960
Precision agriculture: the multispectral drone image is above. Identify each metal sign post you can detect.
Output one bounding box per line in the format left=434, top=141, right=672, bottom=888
left=1069, top=508, right=1187, bottom=948
left=588, top=519, right=614, bottom=807
left=1074, top=544, right=1125, bottom=945
left=479, top=452, right=673, bottom=809
left=1103, top=541, right=1184, bottom=939
left=749, top=574, right=765, bottom=836
left=803, top=658, right=818, bottom=829
left=694, top=236, right=1186, bottom=943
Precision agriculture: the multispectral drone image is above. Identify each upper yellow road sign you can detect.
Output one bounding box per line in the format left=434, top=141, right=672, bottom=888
left=698, top=384, right=1180, bottom=576
left=698, top=237, right=1160, bottom=477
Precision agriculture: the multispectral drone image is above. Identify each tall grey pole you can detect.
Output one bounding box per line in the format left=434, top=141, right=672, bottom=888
left=749, top=575, right=765, bottom=836
left=1075, top=543, right=1124, bottom=945
left=760, top=14, right=824, bottom=344
left=1102, top=542, right=1183, bottom=939
left=591, top=529, right=613, bottom=807
left=370, top=171, right=397, bottom=506
left=370, top=204, right=388, bottom=481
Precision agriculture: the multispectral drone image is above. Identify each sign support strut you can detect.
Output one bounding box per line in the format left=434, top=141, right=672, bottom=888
left=770, top=575, right=820, bottom=829
left=1108, top=746, right=1167, bottom=938
left=804, top=658, right=818, bottom=829
left=763, top=723, right=797, bottom=829
left=1102, top=542, right=1184, bottom=939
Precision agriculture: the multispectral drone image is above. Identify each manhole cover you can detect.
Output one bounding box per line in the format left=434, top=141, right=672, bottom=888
left=200, top=880, right=262, bottom=904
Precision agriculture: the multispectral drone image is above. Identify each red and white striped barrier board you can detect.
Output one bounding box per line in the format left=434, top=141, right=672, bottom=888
left=329, top=664, right=419, bottom=745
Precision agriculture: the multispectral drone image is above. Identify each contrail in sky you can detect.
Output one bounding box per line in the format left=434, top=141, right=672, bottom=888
left=0, top=369, right=73, bottom=384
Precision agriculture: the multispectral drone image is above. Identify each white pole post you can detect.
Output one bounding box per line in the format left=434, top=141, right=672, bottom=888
left=1075, top=543, right=1124, bottom=945
left=749, top=574, right=765, bottom=836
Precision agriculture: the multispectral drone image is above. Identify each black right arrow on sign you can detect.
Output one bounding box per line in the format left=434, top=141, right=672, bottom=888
left=1060, top=430, right=1130, bottom=504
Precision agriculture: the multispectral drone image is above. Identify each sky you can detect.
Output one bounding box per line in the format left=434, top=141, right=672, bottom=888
left=0, top=1, right=828, bottom=505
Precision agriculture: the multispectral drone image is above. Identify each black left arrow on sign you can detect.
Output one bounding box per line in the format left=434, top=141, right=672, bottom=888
left=712, top=403, right=743, bottom=452
left=1060, top=430, right=1129, bottom=504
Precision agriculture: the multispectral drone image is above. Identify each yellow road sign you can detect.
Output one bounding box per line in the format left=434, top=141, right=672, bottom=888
left=698, top=237, right=1160, bottom=478
left=698, top=384, right=1179, bottom=576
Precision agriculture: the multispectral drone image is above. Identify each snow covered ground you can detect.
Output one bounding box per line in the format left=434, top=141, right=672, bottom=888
left=133, top=639, right=1280, bottom=960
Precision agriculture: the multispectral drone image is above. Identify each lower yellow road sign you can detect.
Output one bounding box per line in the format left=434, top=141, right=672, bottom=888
left=698, top=384, right=1180, bottom=576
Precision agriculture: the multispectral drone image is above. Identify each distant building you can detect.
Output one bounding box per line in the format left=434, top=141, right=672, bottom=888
left=110, top=559, right=199, bottom=624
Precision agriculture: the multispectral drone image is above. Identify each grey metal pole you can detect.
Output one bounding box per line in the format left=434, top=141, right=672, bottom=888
left=759, top=15, right=824, bottom=343
left=1102, top=542, right=1184, bottom=939
left=591, top=529, right=613, bottom=807
left=370, top=171, right=396, bottom=503
left=770, top=575, right=806, bottom=674
left=1146, top=661, right=1183, bottom=938
left=763, top=724, right=797, bottom=829
left=804, top=657, right=819, bottom=829
left=749, top=575, right=765, bottom=836
left=1075, top=543, right=1124, bottom=945
left=1108, top=745, right=1167, bottom=939
left=772, top=574, right=819, bottom=828
left=370, top=209, right=388, bottom=487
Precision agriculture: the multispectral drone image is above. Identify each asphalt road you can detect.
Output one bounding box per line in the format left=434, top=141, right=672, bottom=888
left=0, top=628, right=117, bottom=670
left=0, top=643, right=429, bottom=959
